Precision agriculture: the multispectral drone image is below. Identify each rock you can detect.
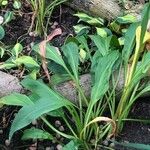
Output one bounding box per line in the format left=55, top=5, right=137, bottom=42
left=5, top=139, right=11, bottom=146
left=0, top=71, right=22, bottom=98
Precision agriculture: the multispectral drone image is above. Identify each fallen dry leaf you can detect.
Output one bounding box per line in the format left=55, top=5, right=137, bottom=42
left=39, top=28, right=62, bottom=82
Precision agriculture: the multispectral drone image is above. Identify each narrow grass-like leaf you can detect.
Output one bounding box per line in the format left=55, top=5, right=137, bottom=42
left=62, top=42, right=79, bottom=80
left=91, top=51, right=119, bottom=103
left=22, top=128, right=53, bottom=140
left=135, top=84, right=150, bottom=100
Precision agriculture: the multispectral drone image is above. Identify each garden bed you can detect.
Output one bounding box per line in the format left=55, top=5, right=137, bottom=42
left=0, top=0, right=150, bottom=150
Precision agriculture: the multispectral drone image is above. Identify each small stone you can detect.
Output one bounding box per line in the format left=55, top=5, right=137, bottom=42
left=55, top=120, right=61, bottom=127
left=38, top=138, right=43, bottom=142
left=60, top=137, right=64, bottom=142
left=56, top=144, right=62, bottom=150
left=52, top=139, right=56, bottom=144
left=45, top=147, right=51, bottom=150
left=49, top=146, right=55, bottom=150
left=90, top=139, right=95, bottom=144
left=32, top=120, right=37, bottom=125
left=103, top=139, right=108, bottom=146
left=5, top=139, right=11, bottom=146
left=51, top=21, right=58, bottom=29
left=59, top=126, right=64, bottom=132
left=14, top=113, right=17, bottom=117
left=0, top=16, right=4, bottom=24
left=29, top=32, right=34, bottom=36
left=109, top=142, right=115, bottom=148
left=56, top=133, right=61, bottom=139
left=32, top=139, right=37, bottom=143
left=0, top=129, right=3, bottom=134
left=96, top=147, right=100, bottom=150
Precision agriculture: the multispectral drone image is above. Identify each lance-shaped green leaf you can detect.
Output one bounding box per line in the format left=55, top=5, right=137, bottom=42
left=90, top=35, right=112, bottom=56
left=91, top=51, right=119, bottom=104
left=140, top=3, right=150, bottom=45
left=32, top=43, right=66, bottom=68
left=62, top=42, right=79, bottom=80
left=132, top=52, right=150, bottom=87
left=9, top=79, right=72, bottom=139
left=22, top=128, right=53, bottom=140
left=21, top=77, right=68, bottom=100
left=122, top=23, right=138, bottom=63
left=0, top=93, right=33, bottom=106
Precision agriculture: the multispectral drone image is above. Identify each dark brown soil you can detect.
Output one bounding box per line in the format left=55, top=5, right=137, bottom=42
left=116, top=98, right=150, bottom=150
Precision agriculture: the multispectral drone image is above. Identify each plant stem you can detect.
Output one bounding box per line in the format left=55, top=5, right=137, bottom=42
left=62, top=116, right=78, bottom=138
left=64, top=66, right=89, bottom=106
left=41, top=116, right=75, bottom=139
left=115, top=38, right=145, bottom=133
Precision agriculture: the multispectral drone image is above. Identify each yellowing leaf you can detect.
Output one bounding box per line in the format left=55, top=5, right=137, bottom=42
left=135, top=26, right=150, bottom=52
left=135, top=26, right=142, bottom=51
left=80, top=117, right=116, bottom=139
left=144, top=31, right=150, bottom=43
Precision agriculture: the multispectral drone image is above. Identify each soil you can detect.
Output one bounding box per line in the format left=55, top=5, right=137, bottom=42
left=0, top=1, right=150, bottom=150
left=116, top=98, right=150, bottom=150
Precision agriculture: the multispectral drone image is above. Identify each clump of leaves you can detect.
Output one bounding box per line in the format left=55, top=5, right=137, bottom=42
left=0, top=42, right=39, bottom=77
left=27, top=0, right=67, bottom=36
left=0, top=2, right=150, bottom=150
left=0, top=35, right=120, bottom=149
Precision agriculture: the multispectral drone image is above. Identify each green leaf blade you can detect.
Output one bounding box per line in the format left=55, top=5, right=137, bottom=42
left=90, top=35, right=112, bottom=56
left=14, top=56, right=39, bottom=68
left=9, top=96, right=70, bottom=140
left=0, top=93, right=33, bottom=106
left=33, top=43, right=66, bottom=68
left=62, top=42, right=79, bottom=80
left=91, top=51, right=119, bottom=104
left=22, top=128, right=53, bottom=140
left=122, top=23, right=138, bottom=63
left=9, top=78, right=72, bottom=140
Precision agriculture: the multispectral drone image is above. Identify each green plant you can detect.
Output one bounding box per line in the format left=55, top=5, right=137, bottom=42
left=0, top=42, right=39, bottom=77
left=113, top=3, right=150, bottom=133
left=0, top=38, right=120, bottom=149
left=27, top=0, right=67, bottom=36
left=0, top=2, right=150, bottom=149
